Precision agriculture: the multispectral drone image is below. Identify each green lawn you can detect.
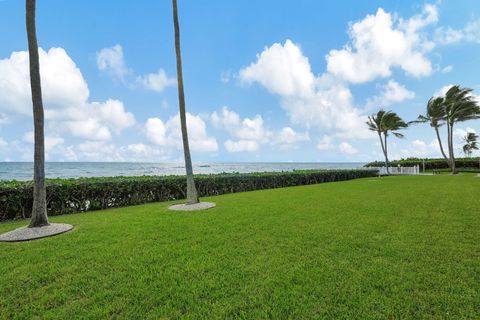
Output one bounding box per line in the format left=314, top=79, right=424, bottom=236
left=425, top=168, right=480, bottom=174
left=1, top=175, right=479, bottom=319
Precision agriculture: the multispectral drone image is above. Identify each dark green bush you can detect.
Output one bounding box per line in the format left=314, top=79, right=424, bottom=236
left=0, top=169, right=377, bottom=221
left=364, top=157, right=480, bottom=170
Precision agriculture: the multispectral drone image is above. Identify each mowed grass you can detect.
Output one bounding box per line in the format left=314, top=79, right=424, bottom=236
left=0, top=175, right=479, bottom=319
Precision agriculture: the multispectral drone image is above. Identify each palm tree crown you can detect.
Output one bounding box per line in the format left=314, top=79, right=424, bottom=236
left=443, top=85, right=480, bottom=173
left=367, top=109, right=408, bottom=175
left=414, top=97, right=446, bottom=128
left=367, top=110, right=408, bottom=136
left=462, top=132, right=479, bottom=157
left=444, top=85, right=480, bottom=123
left=412, top=96, right=449, bottom=162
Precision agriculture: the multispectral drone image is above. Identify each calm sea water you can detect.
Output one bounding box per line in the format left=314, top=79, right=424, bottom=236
left=0, top=162, right=366, bottom=181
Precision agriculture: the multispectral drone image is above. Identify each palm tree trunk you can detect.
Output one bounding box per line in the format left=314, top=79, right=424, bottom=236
left=383, top=133, right=390, bottom=175
left=434, top=126, right=449, bottom=162
left=447, top=123, right=458, bottom=174
left=378, top=133, right=389, bottom=175
left=26, top=0, right=49, bottom=227
left=435, top=125, right=454, bottom=172
left=172, top=0, right=199, bottom=204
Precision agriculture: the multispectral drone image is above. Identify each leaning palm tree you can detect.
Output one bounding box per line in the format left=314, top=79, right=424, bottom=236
left=444, top=85, right=480, bottom=174
left=462, top=132, right=479, bottom=157
left=172, top=0, right=199, bottom=204
left=413, top=97, right=450, bottom=166
left=367, top=110, right=408, bottom=175
left=26, top=0, right=49, bottom=227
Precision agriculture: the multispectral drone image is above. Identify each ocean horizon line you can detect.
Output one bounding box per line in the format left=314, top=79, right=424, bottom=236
left=0, top=161, right=366, bottom=164
left=0, top=162, right=367, bottom=181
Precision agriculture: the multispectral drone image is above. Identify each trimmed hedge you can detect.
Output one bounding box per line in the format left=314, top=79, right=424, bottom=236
left=364, top=157, right=480, bottom=170
left=0, top=169, right=377, bottom=221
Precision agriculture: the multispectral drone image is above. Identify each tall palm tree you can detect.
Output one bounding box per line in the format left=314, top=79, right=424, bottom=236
left=413, top=96, right=451, bottom=167
left=462, top=132, right=479, bottom=157
left=26, top=0, right=49, bottom=227
left=444, top=85, right=480, bottom=174
left=172, top=0, right=199, bottom=204
left=367, top=110, right=408, bottom=175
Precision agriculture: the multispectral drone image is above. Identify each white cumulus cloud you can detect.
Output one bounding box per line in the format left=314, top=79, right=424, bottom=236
left=119, top=143, right=169, bottom=162
left=366, top=80, right=415, bottom=108
left=145, top=113, right=218, bottom=153
left=224, top=140, right=259, bottom=153
left=136, top=69, right=176, bottom=92
left=398, top=139, right=442, bottom=158
left=212, top=106, right=310, bottom=152
left=454, top=127, right=477, bottom=141
left=97, top=45, right=176, bottom=93
left=0, top=48, right=89, bottom=115
left=272, top=127, right=309, bottom=150
left=317, top=135, right=334, bottom=151
left=338, top=142, right=358, bottom=155
left=435, top=19, right=480, bottom=45
left=23, top=131, right=65, bottom=158
left=239, top=40, right=315, bottom=98
left=326, top=5, right=437, bottom=83
left=239, top=41, right=371, bottom=139
left=96, top=44, right=129, bottom=81
left=0, top=137, right=8, bottom=148
left=441, top=65, right=453, bottom=73
left=211, top=106, right=271, bottom=152
left=0, top=47, right=136, bottom=142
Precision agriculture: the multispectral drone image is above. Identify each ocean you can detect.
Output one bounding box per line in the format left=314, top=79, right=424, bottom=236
left=0, top=162, right=366, bottom=181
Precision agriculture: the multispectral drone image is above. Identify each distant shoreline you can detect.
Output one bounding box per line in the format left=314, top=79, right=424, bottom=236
left=0, top=162, right=366, bottom=181
left=0, top=161, right=365, bottom=164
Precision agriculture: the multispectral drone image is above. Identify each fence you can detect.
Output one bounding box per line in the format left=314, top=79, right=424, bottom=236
left=370, top=165, right=420, bottom=176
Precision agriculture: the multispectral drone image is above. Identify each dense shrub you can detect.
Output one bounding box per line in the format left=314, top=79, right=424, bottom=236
left=364, top=157, right=480, bottom=170
left=0, top=169, right=377, bottom=221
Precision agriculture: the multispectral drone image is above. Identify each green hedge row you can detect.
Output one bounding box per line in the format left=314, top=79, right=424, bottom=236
left=0, top=169, right=377, bottom=221
left=364, top=157, right=480, bottom=170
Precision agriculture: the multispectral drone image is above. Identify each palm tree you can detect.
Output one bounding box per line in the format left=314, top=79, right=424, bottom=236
left=462, top=132, right=479, bottom=157
left=26, top=0, right=49, bottom=227
left=413, top=96, right=451, bottom=168
left=444, top=85, right=480, bottom=174
left=367, top=110, right=408, bottom=175
left=172, top=0, right=199, bottom=204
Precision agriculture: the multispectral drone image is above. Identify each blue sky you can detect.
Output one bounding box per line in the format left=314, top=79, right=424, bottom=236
left=0, top=0, right=479, bottom=162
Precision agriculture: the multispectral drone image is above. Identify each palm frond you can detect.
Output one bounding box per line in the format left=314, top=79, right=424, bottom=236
left=444, top=85, right=480, bottom=124
left=366, top=109, right=407, bottom=138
